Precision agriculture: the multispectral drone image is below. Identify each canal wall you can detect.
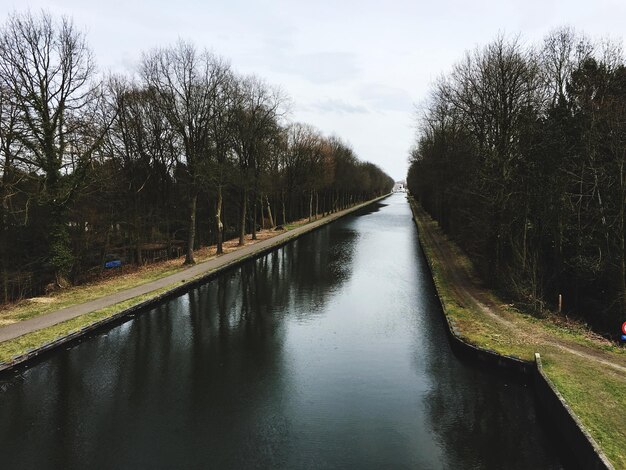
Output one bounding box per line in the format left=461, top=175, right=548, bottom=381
left=409, top=197, right=614, bottom=470
left=0, top=194, right=391, bottom=376
left=534, top=354, right=614, bottom=470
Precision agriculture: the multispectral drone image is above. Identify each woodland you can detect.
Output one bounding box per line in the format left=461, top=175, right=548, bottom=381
left=408, top=28, right=626, bottom=333
left=0, top=11, right=393, bottom=301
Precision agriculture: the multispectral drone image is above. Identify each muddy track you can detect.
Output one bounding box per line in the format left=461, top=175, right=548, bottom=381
left=414, top=204, right=626, bottom=377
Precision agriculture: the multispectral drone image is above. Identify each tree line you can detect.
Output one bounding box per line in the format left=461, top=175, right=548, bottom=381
left=408, top=28, right=626, bottom=334
left=0, top=11, right=393, bottom=302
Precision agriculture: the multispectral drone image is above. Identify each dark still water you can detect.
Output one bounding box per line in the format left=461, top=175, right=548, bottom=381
left=0, top=194, right=563, bottom=469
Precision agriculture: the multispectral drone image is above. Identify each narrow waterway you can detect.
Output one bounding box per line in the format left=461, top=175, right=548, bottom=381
left=0, top=194, right=563, bottom=469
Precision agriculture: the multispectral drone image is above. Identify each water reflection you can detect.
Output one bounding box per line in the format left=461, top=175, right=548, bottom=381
left=0, top=195, right=563, bottom=469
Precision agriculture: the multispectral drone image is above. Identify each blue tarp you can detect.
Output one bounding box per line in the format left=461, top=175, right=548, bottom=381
left=104, top=260, right=122, bottom=269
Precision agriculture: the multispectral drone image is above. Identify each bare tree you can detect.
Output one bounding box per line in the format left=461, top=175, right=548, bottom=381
left=230, top=75, right=284, bottom=245
left=541, top=26, right=593, bottom=105
left=0, top=83, right=23, bottom=301
left=0, top=10, right=105, bottom=284
left=0, top=12, right=394, bottom=304
left=443, top=34, right=542, bottom=282
left=141, top=41, right=229, bottom=264
left=206, top=68, right=236, bottom=254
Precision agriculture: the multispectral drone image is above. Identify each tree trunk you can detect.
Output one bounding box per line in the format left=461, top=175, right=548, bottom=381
left=266, top=195, right=275, bottom=228
left=216, top=186, right=224, bottom=255
left=281, top=192, right=287, bottom=227
left=2, top=268, right=7, bottom=304
left=239, top=189, right=247, bottom=246
left=1, top=149, right=8, bottom=302
left=522, top=202, right=528, bottom=272
left=184, top=194, right=197, bottom=265
left=315, top=190, right=319, bottom=220
left=308, top=190, right=313, bottom=222
left=49, top=204, right=73, bottom=287
left=134, top=197, right=142, bottom=265
left=0, top=190, right=7, bottom=303
left=100, top=220, right=112, bottom=275
left=616, top=206, right=625, bottom=320
left=617, top=161, right=626, bottom=322
left=252, top=191, right=258, bottom=241
left=0, top=201, right=6, bottom=302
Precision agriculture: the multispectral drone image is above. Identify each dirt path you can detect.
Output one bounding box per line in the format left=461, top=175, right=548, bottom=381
left=414, top=204, right=626, bottom=377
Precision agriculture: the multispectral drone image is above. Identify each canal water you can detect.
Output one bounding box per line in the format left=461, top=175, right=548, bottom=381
left=0, top=194, right=563, bottom=469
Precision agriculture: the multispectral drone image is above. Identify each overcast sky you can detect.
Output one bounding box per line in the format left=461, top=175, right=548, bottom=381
left=1, top=1, right=625, bottom=180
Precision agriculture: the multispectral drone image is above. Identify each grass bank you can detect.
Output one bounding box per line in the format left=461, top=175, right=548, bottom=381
left=0, top=285, right=173, bottom=364
left=410, top=198, right=626, bottom=469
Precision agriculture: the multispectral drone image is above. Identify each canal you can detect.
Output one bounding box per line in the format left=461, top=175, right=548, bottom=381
left=0, top=194, right=563, bottom=468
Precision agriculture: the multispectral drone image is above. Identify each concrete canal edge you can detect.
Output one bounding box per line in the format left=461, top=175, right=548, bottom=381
left=0, top=194, right=391, bottom=375
left=534, top=354, right=615, bottom=470
left=409, top=197, right=614, bottom=470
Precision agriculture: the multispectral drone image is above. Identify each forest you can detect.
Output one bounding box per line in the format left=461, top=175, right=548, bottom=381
left=407, top=27, right=626, bottom=334
left=0, top=11, right=393, bottom=302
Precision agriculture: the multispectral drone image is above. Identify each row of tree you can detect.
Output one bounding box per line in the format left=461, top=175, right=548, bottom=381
left=408, top=28, right=626, bottom=333
left=0, top=11, right=393, bottom=302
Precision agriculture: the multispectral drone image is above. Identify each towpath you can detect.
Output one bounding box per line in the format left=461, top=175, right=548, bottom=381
left=0, top=197, right=387, bottom=343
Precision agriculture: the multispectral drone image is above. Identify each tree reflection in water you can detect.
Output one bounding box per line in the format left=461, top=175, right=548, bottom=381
left=0, top=196, right=563, bottom=469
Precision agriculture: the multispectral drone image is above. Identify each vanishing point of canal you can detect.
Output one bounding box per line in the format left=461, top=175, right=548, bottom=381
left=0, top=194, right=564, bottom=469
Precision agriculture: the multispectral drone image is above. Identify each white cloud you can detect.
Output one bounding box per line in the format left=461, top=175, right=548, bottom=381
left=302, top=98, right=369, bottom=115
left=273, top=51, right=360, bottom=84
left=359, top=84, right=413, bottom=113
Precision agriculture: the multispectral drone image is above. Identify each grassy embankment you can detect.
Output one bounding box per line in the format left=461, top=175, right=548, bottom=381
left=410, top=199, right=626, bottom=469
left=0, top=219, right=315, bottom=365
